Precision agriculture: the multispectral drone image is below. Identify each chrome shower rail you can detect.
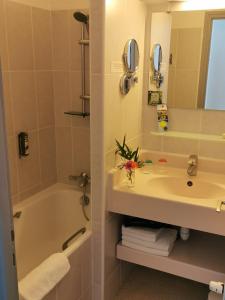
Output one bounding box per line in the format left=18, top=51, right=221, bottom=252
left=62, top=227, right=86, bottom=251
left=80, top=24, right=90, bottom=116
left=64, top=13, right=90, bottom=118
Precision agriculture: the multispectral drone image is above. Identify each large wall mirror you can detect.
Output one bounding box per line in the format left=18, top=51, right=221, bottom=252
left=149, top=10, right=225, bottom=111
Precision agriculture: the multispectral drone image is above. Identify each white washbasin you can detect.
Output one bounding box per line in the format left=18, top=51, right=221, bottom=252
left=147, top=176, right=225, bottom=200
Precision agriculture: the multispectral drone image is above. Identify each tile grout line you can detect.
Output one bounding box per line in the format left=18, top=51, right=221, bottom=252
left=48, top=6, right=58, bottom=186
left=30, top=5, right=42, bottom=190
left=49, top=9, right=60, bottom=183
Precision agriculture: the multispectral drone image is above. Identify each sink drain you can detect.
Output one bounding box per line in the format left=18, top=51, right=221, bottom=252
left=187, top=181, right=193, bottom=187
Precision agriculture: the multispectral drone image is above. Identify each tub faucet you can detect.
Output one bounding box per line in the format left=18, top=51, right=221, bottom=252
left=69, top=172, right=90, bottom=222
left=187, top=154, right=198, bottom=176
left=69, top=172, right=90, bottom=188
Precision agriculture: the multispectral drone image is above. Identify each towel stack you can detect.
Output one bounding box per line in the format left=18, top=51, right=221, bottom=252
left=122, top=225, right=177, bottom=257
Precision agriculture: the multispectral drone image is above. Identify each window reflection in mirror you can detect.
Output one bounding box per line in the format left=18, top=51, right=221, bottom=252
left=203, top=16, right=225, bottom=110
left=149, top=10, right=225, bottom=111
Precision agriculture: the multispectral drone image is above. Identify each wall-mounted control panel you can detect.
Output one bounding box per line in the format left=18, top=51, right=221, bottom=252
left=18, top=132, right=29, bottom=158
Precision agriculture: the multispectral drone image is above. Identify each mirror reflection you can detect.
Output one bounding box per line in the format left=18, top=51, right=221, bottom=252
left=124, top=39, right=139, bottom=73
left=151, top=43, right=163, bottom=89
left=149, top=10, right=225, bottom=111
left=153, top=44, right=162, bottom=72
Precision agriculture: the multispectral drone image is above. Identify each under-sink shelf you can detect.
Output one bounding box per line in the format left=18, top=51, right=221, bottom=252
left=117, top=231, right=225, bottom=285
left=150, top=130, right=225, bottom=142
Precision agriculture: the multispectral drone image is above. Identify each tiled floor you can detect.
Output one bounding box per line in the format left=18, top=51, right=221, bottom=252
left=115, top=266, right=209, bottom=300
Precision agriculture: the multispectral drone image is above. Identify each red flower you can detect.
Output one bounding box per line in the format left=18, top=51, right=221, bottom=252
left=124, top=160, right=138, bottom=170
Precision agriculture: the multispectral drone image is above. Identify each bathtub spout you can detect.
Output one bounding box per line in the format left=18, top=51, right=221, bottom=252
left=69, top=172, right=90, bottom=188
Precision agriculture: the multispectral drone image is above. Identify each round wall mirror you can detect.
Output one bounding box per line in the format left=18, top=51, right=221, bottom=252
left=152, top=44, right=162, bottom=72
left=123, top=39, right=139, bottom=73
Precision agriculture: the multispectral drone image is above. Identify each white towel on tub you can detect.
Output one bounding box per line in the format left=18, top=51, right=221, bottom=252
left=19, top=253, right=70, bottom=300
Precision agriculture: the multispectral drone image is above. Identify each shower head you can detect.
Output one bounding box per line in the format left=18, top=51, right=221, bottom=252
left=73, top=11, right=89, bottom=25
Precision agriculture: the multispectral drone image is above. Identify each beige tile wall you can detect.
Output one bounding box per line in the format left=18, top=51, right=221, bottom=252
left=142, top=106, right=225, bottom=159
left=51, top=8, right=90, bottom=183
left=167, top=28, right=203, bottom=109
left=1, top=1, right=92, bottom=299
left=39, top=236, right=92, bottom=300
left=0, top=0, right=56, bottom=204
left=0, top=0, right=90, bottom=203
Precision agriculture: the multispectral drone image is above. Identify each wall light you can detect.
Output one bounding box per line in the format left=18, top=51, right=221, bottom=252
left=106, top=0, right=113, bottom=7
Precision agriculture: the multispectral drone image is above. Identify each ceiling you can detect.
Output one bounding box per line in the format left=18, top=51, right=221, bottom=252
left=143, top=0, right=186, bottom=3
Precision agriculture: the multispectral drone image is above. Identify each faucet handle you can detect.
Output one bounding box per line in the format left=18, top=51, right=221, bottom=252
left=69, top=173, right=90, bottom=187
left=188, top=154, right=198, bottom=165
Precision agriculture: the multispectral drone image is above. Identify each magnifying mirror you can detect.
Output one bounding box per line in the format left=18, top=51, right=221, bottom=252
left=123, top=39, right=140, bottom=73
left=120, top=39, right=139, bottom=95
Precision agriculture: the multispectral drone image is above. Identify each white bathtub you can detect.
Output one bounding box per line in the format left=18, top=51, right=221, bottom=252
left=13, top=183, right=91, bottom=281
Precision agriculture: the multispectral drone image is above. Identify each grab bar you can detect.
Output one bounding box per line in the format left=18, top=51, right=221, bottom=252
left=62, top=227, right=86, bottom=251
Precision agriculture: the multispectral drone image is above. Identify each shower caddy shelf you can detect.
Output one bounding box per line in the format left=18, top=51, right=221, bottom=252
left=64, top=111, right=90, bottom=117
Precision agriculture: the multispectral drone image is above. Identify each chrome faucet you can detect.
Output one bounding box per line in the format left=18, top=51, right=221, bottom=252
left=187, top=154, right=198, bottom=176
left=69, top=172, right=90, bottom=188
left=69, top=172, right=90, bottom=221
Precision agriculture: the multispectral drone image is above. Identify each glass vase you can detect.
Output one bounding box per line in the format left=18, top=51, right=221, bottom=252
left=125, top=168, right=135, bottom=188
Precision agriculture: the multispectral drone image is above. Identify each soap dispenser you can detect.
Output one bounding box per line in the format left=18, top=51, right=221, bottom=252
left=18, top=132, right=29, bottom=158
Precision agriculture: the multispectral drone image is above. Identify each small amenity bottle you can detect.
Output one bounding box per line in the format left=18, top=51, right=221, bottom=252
left=180, top=227, right=190, bottom=241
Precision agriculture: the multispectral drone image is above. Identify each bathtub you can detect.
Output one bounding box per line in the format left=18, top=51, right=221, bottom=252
left=13, top=183, right=91, bottom=283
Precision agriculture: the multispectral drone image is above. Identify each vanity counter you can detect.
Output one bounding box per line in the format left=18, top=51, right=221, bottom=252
left=107, top=167, right=225, bottom=236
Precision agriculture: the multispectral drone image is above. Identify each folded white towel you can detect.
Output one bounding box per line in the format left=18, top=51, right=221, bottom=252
left=122, top=225, right=163, bottom=242
left=208, top=292, right=223, bottom=300
left=122, top=240, right=175, bottom=257
left=19, top=253, right=70, bottom=300
left=122, top=228, right=177, bottom=251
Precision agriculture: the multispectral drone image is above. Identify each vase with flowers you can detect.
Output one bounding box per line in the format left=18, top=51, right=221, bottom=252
left=115, top=136, right=143, bottom=187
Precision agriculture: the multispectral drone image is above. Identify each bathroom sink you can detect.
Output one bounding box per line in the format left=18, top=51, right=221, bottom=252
left=147, top=176, right=225, bottom=200
left=107, top=153, right=225, bottom=237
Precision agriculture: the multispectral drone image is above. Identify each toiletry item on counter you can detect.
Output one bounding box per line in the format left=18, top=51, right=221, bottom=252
left=122, top=227, right=178, bottom=257
left=143, top=160, right=153, bottom=174
left=148, top=90, right=162, bottom=106
left=180, top=227, right=190, bottom=241
left=158, top=158, right=168, bottom=173
left=157, top=104, right=168, bottom=131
